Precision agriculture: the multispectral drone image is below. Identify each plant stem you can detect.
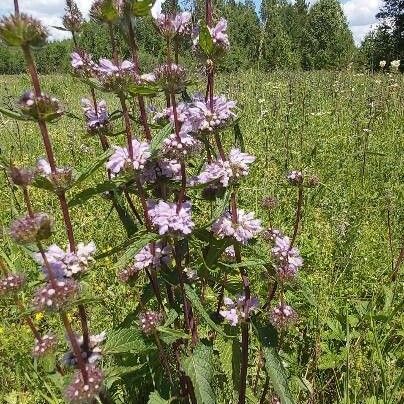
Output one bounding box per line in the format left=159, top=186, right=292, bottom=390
left=290, top=185, right=303, bottom=248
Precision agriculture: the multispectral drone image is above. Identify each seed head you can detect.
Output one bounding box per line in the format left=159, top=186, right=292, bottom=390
left=9, top=166, right=34, bottom=187
left=139, top=310, right=163, bottom=335
left=18, top=91, right=64, bottom=122
left=10, top=213, right=54, bottom=244
left=0, top=13, right=48, bottom=48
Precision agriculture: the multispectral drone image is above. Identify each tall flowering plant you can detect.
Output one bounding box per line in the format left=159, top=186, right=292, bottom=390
left=0, top=0, right=313, bottom=402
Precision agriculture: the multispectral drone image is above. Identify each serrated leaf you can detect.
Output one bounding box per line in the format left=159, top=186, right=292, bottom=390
left=184, top=284, right=226, bottom=336
left=198, top=24, right=214, bottom=56
left=73, top=149, right=112, bottom=186
left=157, top=326, right=189, bottom=344
left=0, top=106, right=30, bottom=121
left=262, top=347, right=295, bottom=404
left=113, top=232, right=158, bottom=269
left=104, top=327, right=150, bottom=354
left=181, top=343, right=216, bottom=404
left=150, top=123, right=172, bottom=155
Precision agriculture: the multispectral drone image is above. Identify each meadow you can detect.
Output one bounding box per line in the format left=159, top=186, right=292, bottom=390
left=0, top=70, right=403, bottom=403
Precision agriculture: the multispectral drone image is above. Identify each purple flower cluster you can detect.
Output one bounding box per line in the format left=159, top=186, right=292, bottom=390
left=63, top=332, right=106, bottom=366
left=10, top=213, right=53, bottom=244
left=34, top=242, right=96, bottom=278
left=220, top=295, right=259, bottom=326
left=212, top=209, right=262, bottom=244
left=270, top=303, right=297, bottom=330
left=147, top=200, right=194, bottom=236
left=153, top=63, right=187, bottom=92
left=209, top=18, right=230, bottom=49
left=33, top=279, right=79, bottom=311
left=64, top=365, right=103, bottom=404
left=154, top=12, right=192, bottom=38
left=270, top=230, right=303, bottom=281
left=106, top=139, right=151, bottom=174
left=0, top=273, right=25, bottom=295
left=81, top=98, right=109, bottom=132
left=133, top=241, right=171, bottom=270
left=33, top=334, right=57, bottom=357
left=191, top=148, right=255, bottom=187
left=163, top=131, right=202, bottom=159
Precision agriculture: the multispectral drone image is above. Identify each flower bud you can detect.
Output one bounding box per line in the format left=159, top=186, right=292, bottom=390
left=0, top=273, right=25, bottom=296
left=33, top=334, right=57, bottom=357
left=287, top=170, right=303, bottom=186
left=33, top=279, right=79, bottom=311
left=305, top=174, right=320, bottom=188
left=9, top=166, right=34, bottom=187
left=18, top=91, right=64, bottom=122
left=154, top=63, right=187, bottom=93
left=10, top=213, right=54, bottom=244
left=139, top=310, right=163, bottom=335
left=0, top=14, right=48, bottom=48
left=65, top=365, right=104, bottom=404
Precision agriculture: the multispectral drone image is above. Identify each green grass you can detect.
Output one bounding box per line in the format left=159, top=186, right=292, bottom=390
left=0, top=70, right=403, bottom=403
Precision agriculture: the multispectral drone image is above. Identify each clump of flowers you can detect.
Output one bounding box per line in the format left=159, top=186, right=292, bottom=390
left=132, top=241, right=171, bottom=271
left=71, top=52, right=98, bottom=78
left=0, top=273, right=25, bottom=295
left=147, top=200, right=194, bottom=236
left=9, top=166, right=34, bottom=186
left=36, top=158, right=75, bottom=191
left=287, top=170, right=303, bottom=186
left=33, top=334, right=57, bottom=357
left=18, top=91, right=64, bottom=122
left=33, top=279, right=79, bottom=311
left=212, top=209, right=262, bottom=244
left=81, top=98, right=109, bottom=134
left=139, top=310, right=163, bottom=335
left=220, top=295, right=259, bottom=326
left=10, top=213, right=53, bottom=244
left=154, top=12, right=192, bottom=38
left=270, top=303, right=297, bottom=330
left=64, top=332, right=106, bottom=366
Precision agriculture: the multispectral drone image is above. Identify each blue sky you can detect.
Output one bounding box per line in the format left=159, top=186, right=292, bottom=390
left=0, top=0, right=382, bottom=45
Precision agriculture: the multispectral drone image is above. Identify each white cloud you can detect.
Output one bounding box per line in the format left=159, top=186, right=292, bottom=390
left=342, top=0, right=381, bottom=45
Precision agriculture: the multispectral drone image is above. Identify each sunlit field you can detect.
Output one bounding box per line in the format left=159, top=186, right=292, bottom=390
left=0, top=70, right=403, bottom=403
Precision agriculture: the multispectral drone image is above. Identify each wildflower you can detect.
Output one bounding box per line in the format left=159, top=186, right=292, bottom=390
left=0, top=273, right=25, bottom=296
left=155, top=12, right=192, bottom=38
left=287, top=170, right=303, bottom=186
left=391, top=60, right=401, bottom=70
left=63, top=332, right=106, bottom=366
left=64, top=365, right=104, bottom=403
left=33, top=334, right=57, bottom=357
left=118, top=265, right=140, bottom=283
left=223, top=245, right=236, bottom=262
left=133, top=241, right=171, bottom=270
left=95, top=58, right=138, bottom=92
left=163, top=130, right=202, bottom=159
left=379, top=60, right=386, bottom=68
left=271, top=396, right=281, bottom=404
left=34, top=242, right=96, bottom=278
left=18, top=91, right=64, bottom=122
left=209, top=18, right=230, bottom=49
left=81, top=98, right=109, bottom=133
left=212, top=210, right=262, bottom=244
left=106, top=139, right=151, bottom=174
left=306, top=174, right=320, bottom=188
left=10, top=213, right=53, bottom=244
left=70, top=52, right=97, bottom=78
left=139, top=310, right=163, bottom=335
left=147, top=200, right=194, bottom=236
left=62, top=0, right=84, bottom=32
left=220, top=295, right=259, bottom=326
left=269, top=303, right=297, bottom=330
left=33, top=279, right=79, bottom=311
left=9, top=166, right=34, bottom=187
left=0, top=13, right=48, bottom=48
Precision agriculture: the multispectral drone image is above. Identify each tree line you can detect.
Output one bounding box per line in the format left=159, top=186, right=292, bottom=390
left=0, top=0, right=401, bottom=74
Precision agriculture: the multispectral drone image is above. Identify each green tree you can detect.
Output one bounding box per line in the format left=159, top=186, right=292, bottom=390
left=304, top=0, right=355, bottom=69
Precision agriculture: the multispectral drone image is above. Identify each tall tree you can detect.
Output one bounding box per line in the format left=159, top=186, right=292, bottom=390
left=304, top=0, right=355, bottom=69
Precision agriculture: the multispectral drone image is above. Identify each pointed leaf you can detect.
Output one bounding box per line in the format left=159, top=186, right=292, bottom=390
left=150, top=123, right=172, bottom=155
left=181, top=343, right=216, bottom=404
left=198, top=24, right=214, bottom=56
left=157, top=326, right=189, bottom=344
left=73, top=149, right=112, bottom=186
left=104, top=327, right=151, bottom=354
left=0, top=106, right=30, bottom=121
left=147, top=391, right=172, bottom=404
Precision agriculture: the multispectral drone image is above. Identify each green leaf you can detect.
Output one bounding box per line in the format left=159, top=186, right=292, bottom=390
left=104, top=364, right=146, bottom=388
left=131, top=0, right=155, bottom=17
left=198, top=24, right=214, bottom=56
left=104, top=327, right=151, bottom=354
left=73, top=149, right=112, bottom=186
left=163, top=309, right=179, bottom=327
left=233, top=122, right=245, bottom=152
left=0, top=106, right=30, bottom=121
left=262, top=348, right=295, bottom=404
left=128, top=82, right=160, bottom=96
left=184, top=284, right=226, bottom=336
left=113, top=232, right=158, bottom=270
left=68, top=179, right=121, bottom=207
left=150, top=123, right=172, bottom=155
left=181, top=343, right=216, bottom=404
left=157, top=326, right=189, bottom=344
left=31, top=176, right=55, bottom=192
left=147, top=391, right=172, bottom=404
